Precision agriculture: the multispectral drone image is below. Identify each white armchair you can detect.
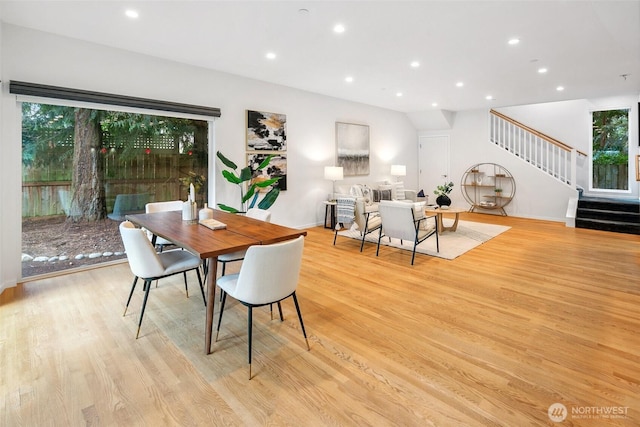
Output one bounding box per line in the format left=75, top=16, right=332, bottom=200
left=333, top=197, right=382, bottom=251
left=376, top=200, right=439, bottom=265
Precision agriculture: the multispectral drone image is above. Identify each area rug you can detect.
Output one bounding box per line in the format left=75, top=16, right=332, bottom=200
left=336, top=220, right=510, bottom=260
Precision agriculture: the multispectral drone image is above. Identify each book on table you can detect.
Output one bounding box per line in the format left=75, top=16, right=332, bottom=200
left=199, top=218, right=227, bottom=230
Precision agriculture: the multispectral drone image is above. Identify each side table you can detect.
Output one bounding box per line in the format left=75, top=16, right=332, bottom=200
left=424, top=206, right=468, bottom=234
left=323, top=201, right=337, bottom=229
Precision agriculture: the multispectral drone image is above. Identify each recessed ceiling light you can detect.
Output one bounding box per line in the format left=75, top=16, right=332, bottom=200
left=556, top=86, right=565, bottom=91
left=125, top=9, right=139, bottom=19
left=333, top=24, right=346, bottom=34
left=486, top=95, right=494, bottom=100
left=538, top=68, right=548, bottom=74
left=456, top=82, right=464, bottom=87
left=432, top=102, right=438, bottom=107
left=508, top=38, right=520, bottom=45
left=410, top=61, right=420, bottom=68
left=265, top=52, right=277, bottom=60
left=396, top=92, right=403, bottom=97
left=345, top=76, right=354, bottom=83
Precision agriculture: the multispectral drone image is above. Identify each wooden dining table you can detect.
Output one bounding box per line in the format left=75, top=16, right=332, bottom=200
left=126, top=209, right=307, bottom=354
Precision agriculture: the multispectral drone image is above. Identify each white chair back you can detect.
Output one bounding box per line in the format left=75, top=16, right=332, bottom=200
left=233, top=235, right=304, bottom=305
left=246, top=208, right=272, bottom=222
left=145, top=200, right=183, bottom=214
left=378, top=200, right=417, bottom=241
left=119, top=221, right=165, bottom=279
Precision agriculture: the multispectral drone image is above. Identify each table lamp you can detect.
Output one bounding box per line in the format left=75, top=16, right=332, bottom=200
left=324, top=166, right=343, bottom=201
left=390, top=164, right=406, bottom=182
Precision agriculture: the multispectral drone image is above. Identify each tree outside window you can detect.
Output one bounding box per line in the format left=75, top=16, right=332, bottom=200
left=592, top=109, right=629, bottom=190
left=21, top=102, right=208, bottom=278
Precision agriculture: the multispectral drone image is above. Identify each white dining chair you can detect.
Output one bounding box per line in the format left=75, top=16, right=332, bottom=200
left=145, top=200, right=184, bottom=252
left=217, top=208, right=272, bottom=276
left=215, top=235, right=309, bottom=379
left=119, top=221, right=205, bottom=338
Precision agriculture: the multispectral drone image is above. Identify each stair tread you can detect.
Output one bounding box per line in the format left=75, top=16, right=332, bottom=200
left=576, top=217, right=640, bottom=225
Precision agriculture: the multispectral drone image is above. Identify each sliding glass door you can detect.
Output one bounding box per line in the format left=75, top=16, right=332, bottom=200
left=21, top=102, right=208, bottom=278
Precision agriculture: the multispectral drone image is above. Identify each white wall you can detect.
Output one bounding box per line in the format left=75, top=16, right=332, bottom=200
left=419, top=96, right=639, bottom=223
left=498, top=96, right=639, bottom=197
left=0, top=24, right=419, bottom=289
left=420, top=109, right=579, bottom=221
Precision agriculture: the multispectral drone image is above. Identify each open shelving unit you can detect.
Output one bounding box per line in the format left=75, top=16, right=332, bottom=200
left=461, top=163, right=515, bottom=216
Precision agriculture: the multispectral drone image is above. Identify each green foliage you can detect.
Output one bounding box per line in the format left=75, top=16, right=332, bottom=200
left=21, top=103, right=75, bottom=168
left=434, top=181, right=454, bottom=196
left=216, top=151, right=281, bottom=213
left=178, top=171, right=207, bottom=197
left=592, top=109, right=628, bottom=153
left=593, top=151, right=628, bottom=165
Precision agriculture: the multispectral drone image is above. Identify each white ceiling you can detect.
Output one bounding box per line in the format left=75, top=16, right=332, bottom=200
left=1, top=0, right=639, bottom=113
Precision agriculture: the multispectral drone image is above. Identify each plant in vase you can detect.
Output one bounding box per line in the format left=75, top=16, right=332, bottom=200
left=216, top=151, right=281, bottom=213
left=494, top=188, right=503, bottom=197
left=434, top=181, right=454, bottom=207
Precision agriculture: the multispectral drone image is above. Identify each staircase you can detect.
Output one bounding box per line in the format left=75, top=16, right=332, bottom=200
left=576, top=197, right=640, bottom=235
left=489, top=109, right=587, bottom=187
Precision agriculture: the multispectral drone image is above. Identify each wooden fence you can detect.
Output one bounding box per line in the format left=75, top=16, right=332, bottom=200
left=22, top=152, right=207, bottom=217
left=593, top=165, right=629, bottom=190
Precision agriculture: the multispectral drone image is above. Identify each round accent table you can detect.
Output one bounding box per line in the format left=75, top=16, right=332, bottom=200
left=424, top=206, right=468, bottom=234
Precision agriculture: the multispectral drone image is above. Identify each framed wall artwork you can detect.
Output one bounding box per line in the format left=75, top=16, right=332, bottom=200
left=246, top=110, right=287, bottom=151
left=247, top=152, right=287, bottom=191
left=336, top=122, right=370, bottom=176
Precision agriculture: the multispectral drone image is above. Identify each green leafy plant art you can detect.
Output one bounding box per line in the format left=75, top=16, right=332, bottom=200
left=216, top=151, right=281, bottom=213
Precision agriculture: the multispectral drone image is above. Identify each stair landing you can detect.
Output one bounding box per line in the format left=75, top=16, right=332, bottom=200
left=576, top=197, right=640, bottom=235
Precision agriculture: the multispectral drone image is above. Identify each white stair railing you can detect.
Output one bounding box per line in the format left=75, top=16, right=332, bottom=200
left=489, top=109, right=585, bottom=186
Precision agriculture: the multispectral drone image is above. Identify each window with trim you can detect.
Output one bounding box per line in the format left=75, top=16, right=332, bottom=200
left=591, top=108, right=629, bottom=191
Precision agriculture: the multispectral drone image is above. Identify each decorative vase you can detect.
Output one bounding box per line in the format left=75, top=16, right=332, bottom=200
left=436, top=194, right=451, bottom=207
left=199, top=203, right=214, bottom=220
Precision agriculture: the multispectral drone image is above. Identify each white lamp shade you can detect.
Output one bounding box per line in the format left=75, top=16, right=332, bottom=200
left=324, top=166, right=344, bottom=181
left=390, top=164, right=406, bottom=176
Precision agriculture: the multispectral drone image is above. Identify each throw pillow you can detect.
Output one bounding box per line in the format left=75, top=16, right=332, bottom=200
left=378, top=183, right=393, bottom=197
left=349, top=184, right=364, bottom=198
left=373, top=189, right=392, bottom=202
left=361, top=185, right=374, bottom=205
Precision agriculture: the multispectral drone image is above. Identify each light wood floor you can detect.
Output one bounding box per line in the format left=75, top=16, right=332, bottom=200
left=2, top=213, right=638, bottom=426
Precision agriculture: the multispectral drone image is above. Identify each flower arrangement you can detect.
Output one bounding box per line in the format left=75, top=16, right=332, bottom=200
left=434, top=181, right=454, bottom=197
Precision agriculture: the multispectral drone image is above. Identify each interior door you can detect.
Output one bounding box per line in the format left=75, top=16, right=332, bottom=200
left=418, top=135, right=450, bottom=203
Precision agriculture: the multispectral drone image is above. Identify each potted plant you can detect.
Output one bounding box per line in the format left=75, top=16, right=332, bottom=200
left=494, top=188, right=503, bottom=197
left=216, top=151, right=281, bottom=213
left=434, top=181, right=454, bottom=207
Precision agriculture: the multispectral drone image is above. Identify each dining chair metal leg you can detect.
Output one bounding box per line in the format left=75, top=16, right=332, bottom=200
left=136, top=279, right=153, bottom=339
left=123, top=276, right=139, bottom=316
left=248, top=306, right=253, bottom=380
left=277, top=302, right=284, bottom=321
left=219, top=262, right=227, bottom=302
left=183, top=271, right=189, bottom=298
left=215, top=291, right=227, bottom=342
left=292, top=292, right=311, bottom=351
left=195, top=268, right=206, bottom=306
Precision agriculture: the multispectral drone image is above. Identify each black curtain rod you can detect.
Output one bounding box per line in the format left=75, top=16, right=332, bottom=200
left=9, top=80, right=221, bottom=118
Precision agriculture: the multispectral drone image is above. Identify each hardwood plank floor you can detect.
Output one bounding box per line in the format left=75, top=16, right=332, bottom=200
left=2, top=213, right=638, bottom=426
